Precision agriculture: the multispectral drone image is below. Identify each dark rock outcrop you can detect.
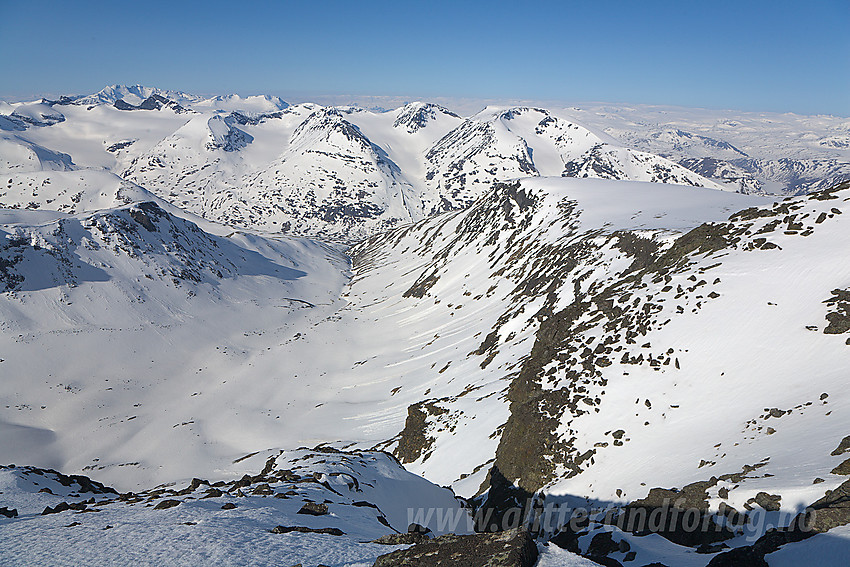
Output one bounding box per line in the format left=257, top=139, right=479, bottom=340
left=297, top=501, right=329, bottom=516
left=270, top=525, right=344, bottom=536
left=153, top=499, right=181, bottom=510
left=372, top=528, right=538, bottom=567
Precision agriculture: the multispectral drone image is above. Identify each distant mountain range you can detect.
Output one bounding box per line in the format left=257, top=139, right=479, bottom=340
left=4, top=85, right=846, bottom=242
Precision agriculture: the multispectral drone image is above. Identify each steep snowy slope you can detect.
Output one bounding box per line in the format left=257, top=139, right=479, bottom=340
left=352, top=177, right=850, bottom=513
left=347, top=178, right=850, bottom=564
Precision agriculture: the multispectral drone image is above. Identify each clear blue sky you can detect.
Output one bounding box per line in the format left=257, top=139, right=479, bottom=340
left=1, top=0, right=848, bottom=115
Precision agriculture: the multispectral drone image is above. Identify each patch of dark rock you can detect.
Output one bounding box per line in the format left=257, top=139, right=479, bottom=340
left=270, top=525, right=345, bottom=536
left=372, top=532, right=431, bottom=545
left=831, top=458, right=850, bottom=475
left=42, top=502, right=72, bottom=515
left=37, top=468, right=117, bottom=495
left=251, top=483, right=273, bottom=495
left=801, top=478, right=850, bottom=533
left=372, top=528, right=537, bottom=567
left=402, top=270, right=440, bottom=299
left=297, top=501, right=329, bottom=516
left=221, top=502, right=237, bottom=510
left=232, top=474, right=254, bottom=489
left=473, top=466, right=534, bottom=533
left=823, top=289, right=850, bottom=334
left=153, top=499, right=181, bottom=510
left=696, top=542, right=729, bottom=554
left=745, top=493, right=780, bottom=512
left=549, top=521, right=586, bottom=554
left=616, top=480, right=737, bottom=547
left=408, top=523, right=432, bottom=535
left=706, top=546, right=769, bottom=567
left=0, top=507, right=18, bottom=518
left=394, top=401, right=447, bottom=464
left=176, top=478, right=209, bottom=496
left=586, top=530, right=623, bottom=558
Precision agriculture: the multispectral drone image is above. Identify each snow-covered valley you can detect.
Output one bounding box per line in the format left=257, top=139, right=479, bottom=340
left=1, top=86, right=850, bottom=566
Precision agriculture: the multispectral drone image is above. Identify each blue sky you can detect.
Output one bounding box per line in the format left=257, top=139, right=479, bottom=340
left=1, top=0, right=847, bottom=115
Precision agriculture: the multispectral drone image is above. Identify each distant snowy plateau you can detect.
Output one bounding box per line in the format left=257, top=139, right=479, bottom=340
left=0, top=85, right=849, bottom=566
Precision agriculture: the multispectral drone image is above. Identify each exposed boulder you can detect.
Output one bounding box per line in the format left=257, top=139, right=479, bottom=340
left=153, top=499, right=181, bottom=510
left=297, top=501, right=329, bottom=516
left=372, top=528, right=537, bottom=567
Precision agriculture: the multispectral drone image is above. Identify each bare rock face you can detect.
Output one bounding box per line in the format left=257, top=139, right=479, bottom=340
left=372, top=528, right=538, bottom=567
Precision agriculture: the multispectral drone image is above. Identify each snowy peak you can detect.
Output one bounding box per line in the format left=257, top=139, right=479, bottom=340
left=392, top=102, right=461, bottom=133
left=290, top=107, right=376, bottom=155
left=194, top=93, right=289, bottom=113
left=74, top=84, right=200, bottom=107
left=421, top=106, right=725, bottom=214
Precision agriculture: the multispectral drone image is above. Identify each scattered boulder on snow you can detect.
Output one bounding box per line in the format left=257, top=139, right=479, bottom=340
left=153, top=499, right=181, bottom=510
left=0, top=507, right=18, bottom=518
left=297, top=501, right=329, bottom=516
left=615, top=479, right=736, bottom=547
left=407, top=522, right=432, bottom=535
left=744, top=492, right=781, bottom=512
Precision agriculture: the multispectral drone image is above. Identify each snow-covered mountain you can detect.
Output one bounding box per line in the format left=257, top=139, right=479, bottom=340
left=2, top=85, right=850, bottom=565
left=560, top=104, right=850, bottom=195
left=1, top=86, right=745, bottom=242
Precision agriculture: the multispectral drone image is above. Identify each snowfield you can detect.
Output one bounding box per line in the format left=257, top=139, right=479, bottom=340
left=1, top=85, right=849, bottom=566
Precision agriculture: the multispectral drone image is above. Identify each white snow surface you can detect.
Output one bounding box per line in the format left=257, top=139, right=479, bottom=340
left=1, top=85, right=849, bottom=565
